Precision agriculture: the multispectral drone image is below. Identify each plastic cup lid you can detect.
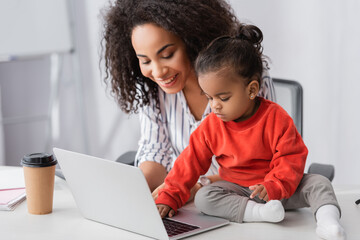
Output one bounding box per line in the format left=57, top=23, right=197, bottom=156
left=21, top=153, right=58, bottom=168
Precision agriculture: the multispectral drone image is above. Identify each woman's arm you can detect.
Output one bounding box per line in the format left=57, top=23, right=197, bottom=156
left=139, top=161, right=167, bottom=192
left=152, top=174, right=222, bottom=201
left=207, top=174, right=222, bottom=183
left=187, top=174, right=222, bottom=201
left=135, top=98, right=173, bottom=191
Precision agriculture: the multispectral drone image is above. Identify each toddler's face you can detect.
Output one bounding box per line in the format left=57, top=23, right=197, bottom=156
left=199, top=68, right=256, bottom=122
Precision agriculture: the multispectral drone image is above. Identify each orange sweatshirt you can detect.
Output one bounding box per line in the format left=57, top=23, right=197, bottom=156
left=156, top=98, right=308, bottom=212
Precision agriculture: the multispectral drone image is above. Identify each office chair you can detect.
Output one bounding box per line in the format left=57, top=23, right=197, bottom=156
left=117, top=78, right=335, bottom=182
left=116, top=150, right=136, bottom=166
left=272, top=78, right=303, bottom=136
left=273, top=78, right=334, bottom=181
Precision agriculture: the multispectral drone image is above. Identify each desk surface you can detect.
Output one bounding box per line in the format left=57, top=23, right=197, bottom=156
left=1, top=166, right=360, bottom=240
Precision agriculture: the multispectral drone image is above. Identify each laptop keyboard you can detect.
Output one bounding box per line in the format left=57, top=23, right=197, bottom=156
left=163, top=218, right=200, bottom=237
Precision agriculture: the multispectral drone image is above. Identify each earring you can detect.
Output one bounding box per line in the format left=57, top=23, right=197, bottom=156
left=250, top=95, right=255, bottom=99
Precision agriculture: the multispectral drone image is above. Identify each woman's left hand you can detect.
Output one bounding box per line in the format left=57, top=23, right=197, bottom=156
left=152, top=182, right=165, bottom=200
left=188, top=183, right=202, bottom=202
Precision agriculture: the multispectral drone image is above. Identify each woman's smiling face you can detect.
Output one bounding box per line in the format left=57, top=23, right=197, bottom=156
left=131, top=23, right=196, bottom=94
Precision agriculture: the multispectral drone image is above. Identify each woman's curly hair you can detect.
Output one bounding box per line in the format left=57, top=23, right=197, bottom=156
left=101, top=0, right=239, bottom=114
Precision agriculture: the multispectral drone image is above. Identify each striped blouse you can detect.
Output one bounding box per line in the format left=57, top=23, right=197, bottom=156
left=135, top=71, right=276, bottom=176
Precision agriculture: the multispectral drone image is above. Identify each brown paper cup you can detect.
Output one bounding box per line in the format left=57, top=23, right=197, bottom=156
left=23, top=164, right=56, bottom=214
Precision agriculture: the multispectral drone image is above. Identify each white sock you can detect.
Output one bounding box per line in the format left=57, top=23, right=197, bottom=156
left=243, top=200, right=285, bottom=223
left=316, top=204, right=346, bottom=240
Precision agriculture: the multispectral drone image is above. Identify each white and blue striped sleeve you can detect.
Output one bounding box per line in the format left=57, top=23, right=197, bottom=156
left=135, top=98, right=174, bottom=172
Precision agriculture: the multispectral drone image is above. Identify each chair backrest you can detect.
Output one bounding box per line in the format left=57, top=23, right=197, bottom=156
left=272, top=78, right=303, bottom=137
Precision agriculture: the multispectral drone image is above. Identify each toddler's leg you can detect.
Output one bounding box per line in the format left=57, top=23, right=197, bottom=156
left=316, top=204, right=346, bottom=240
left=282, top=174, right=346, bottom=240
left=243, top=200, right=284, bottom=223
left=194, top=181, right=248, bottom=222
left=194, top=181, right=284, bottom=223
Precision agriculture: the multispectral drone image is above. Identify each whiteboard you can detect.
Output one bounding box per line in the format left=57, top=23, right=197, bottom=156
left=0, top=0, right=73, bottom=59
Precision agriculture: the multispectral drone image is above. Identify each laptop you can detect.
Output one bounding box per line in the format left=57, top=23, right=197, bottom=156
left=53, top=148, right=229, bottom=240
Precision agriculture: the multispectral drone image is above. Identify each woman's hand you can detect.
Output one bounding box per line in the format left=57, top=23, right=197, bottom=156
left=188, top=183, right=202, bottom=202
left=152, top=182, right=165, bottom=200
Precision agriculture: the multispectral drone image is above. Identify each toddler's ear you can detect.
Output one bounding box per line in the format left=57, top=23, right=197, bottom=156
left=248, top=79, right=260, bottom=99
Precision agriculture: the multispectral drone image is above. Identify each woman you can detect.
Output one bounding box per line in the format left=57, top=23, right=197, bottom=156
left=101, top=0, right=275, bottom=194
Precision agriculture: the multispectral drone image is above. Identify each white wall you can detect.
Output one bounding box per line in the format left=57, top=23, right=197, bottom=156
left=0, top=0, right=139, bottom=165
left=50, top=0, right=140, bottom=160
left=67, top=0, right=140, bottom=160
left=0, top=0, right=359, bottom=185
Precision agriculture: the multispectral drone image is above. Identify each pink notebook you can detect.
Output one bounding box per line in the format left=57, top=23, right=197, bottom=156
left=0, top=188, right=26, bottom=211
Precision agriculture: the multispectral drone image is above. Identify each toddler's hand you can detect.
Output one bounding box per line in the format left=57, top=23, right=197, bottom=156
left=249, top=184, right=269, bottom=202
left=157, top=204, right=175, bottom=218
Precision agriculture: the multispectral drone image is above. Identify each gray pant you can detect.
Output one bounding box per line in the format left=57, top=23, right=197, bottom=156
left=194, top=173, right=341, bottom=223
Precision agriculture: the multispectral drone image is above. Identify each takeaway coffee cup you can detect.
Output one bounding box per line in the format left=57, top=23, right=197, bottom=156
left=21, top=153, right=57, bottom=214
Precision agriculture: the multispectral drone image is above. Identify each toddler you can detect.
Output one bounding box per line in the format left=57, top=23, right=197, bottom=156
left=155, top=24, right=346, bottom=240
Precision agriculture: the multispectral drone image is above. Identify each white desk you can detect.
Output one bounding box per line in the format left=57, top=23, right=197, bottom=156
left=1, top=166, right=360, bottom=240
